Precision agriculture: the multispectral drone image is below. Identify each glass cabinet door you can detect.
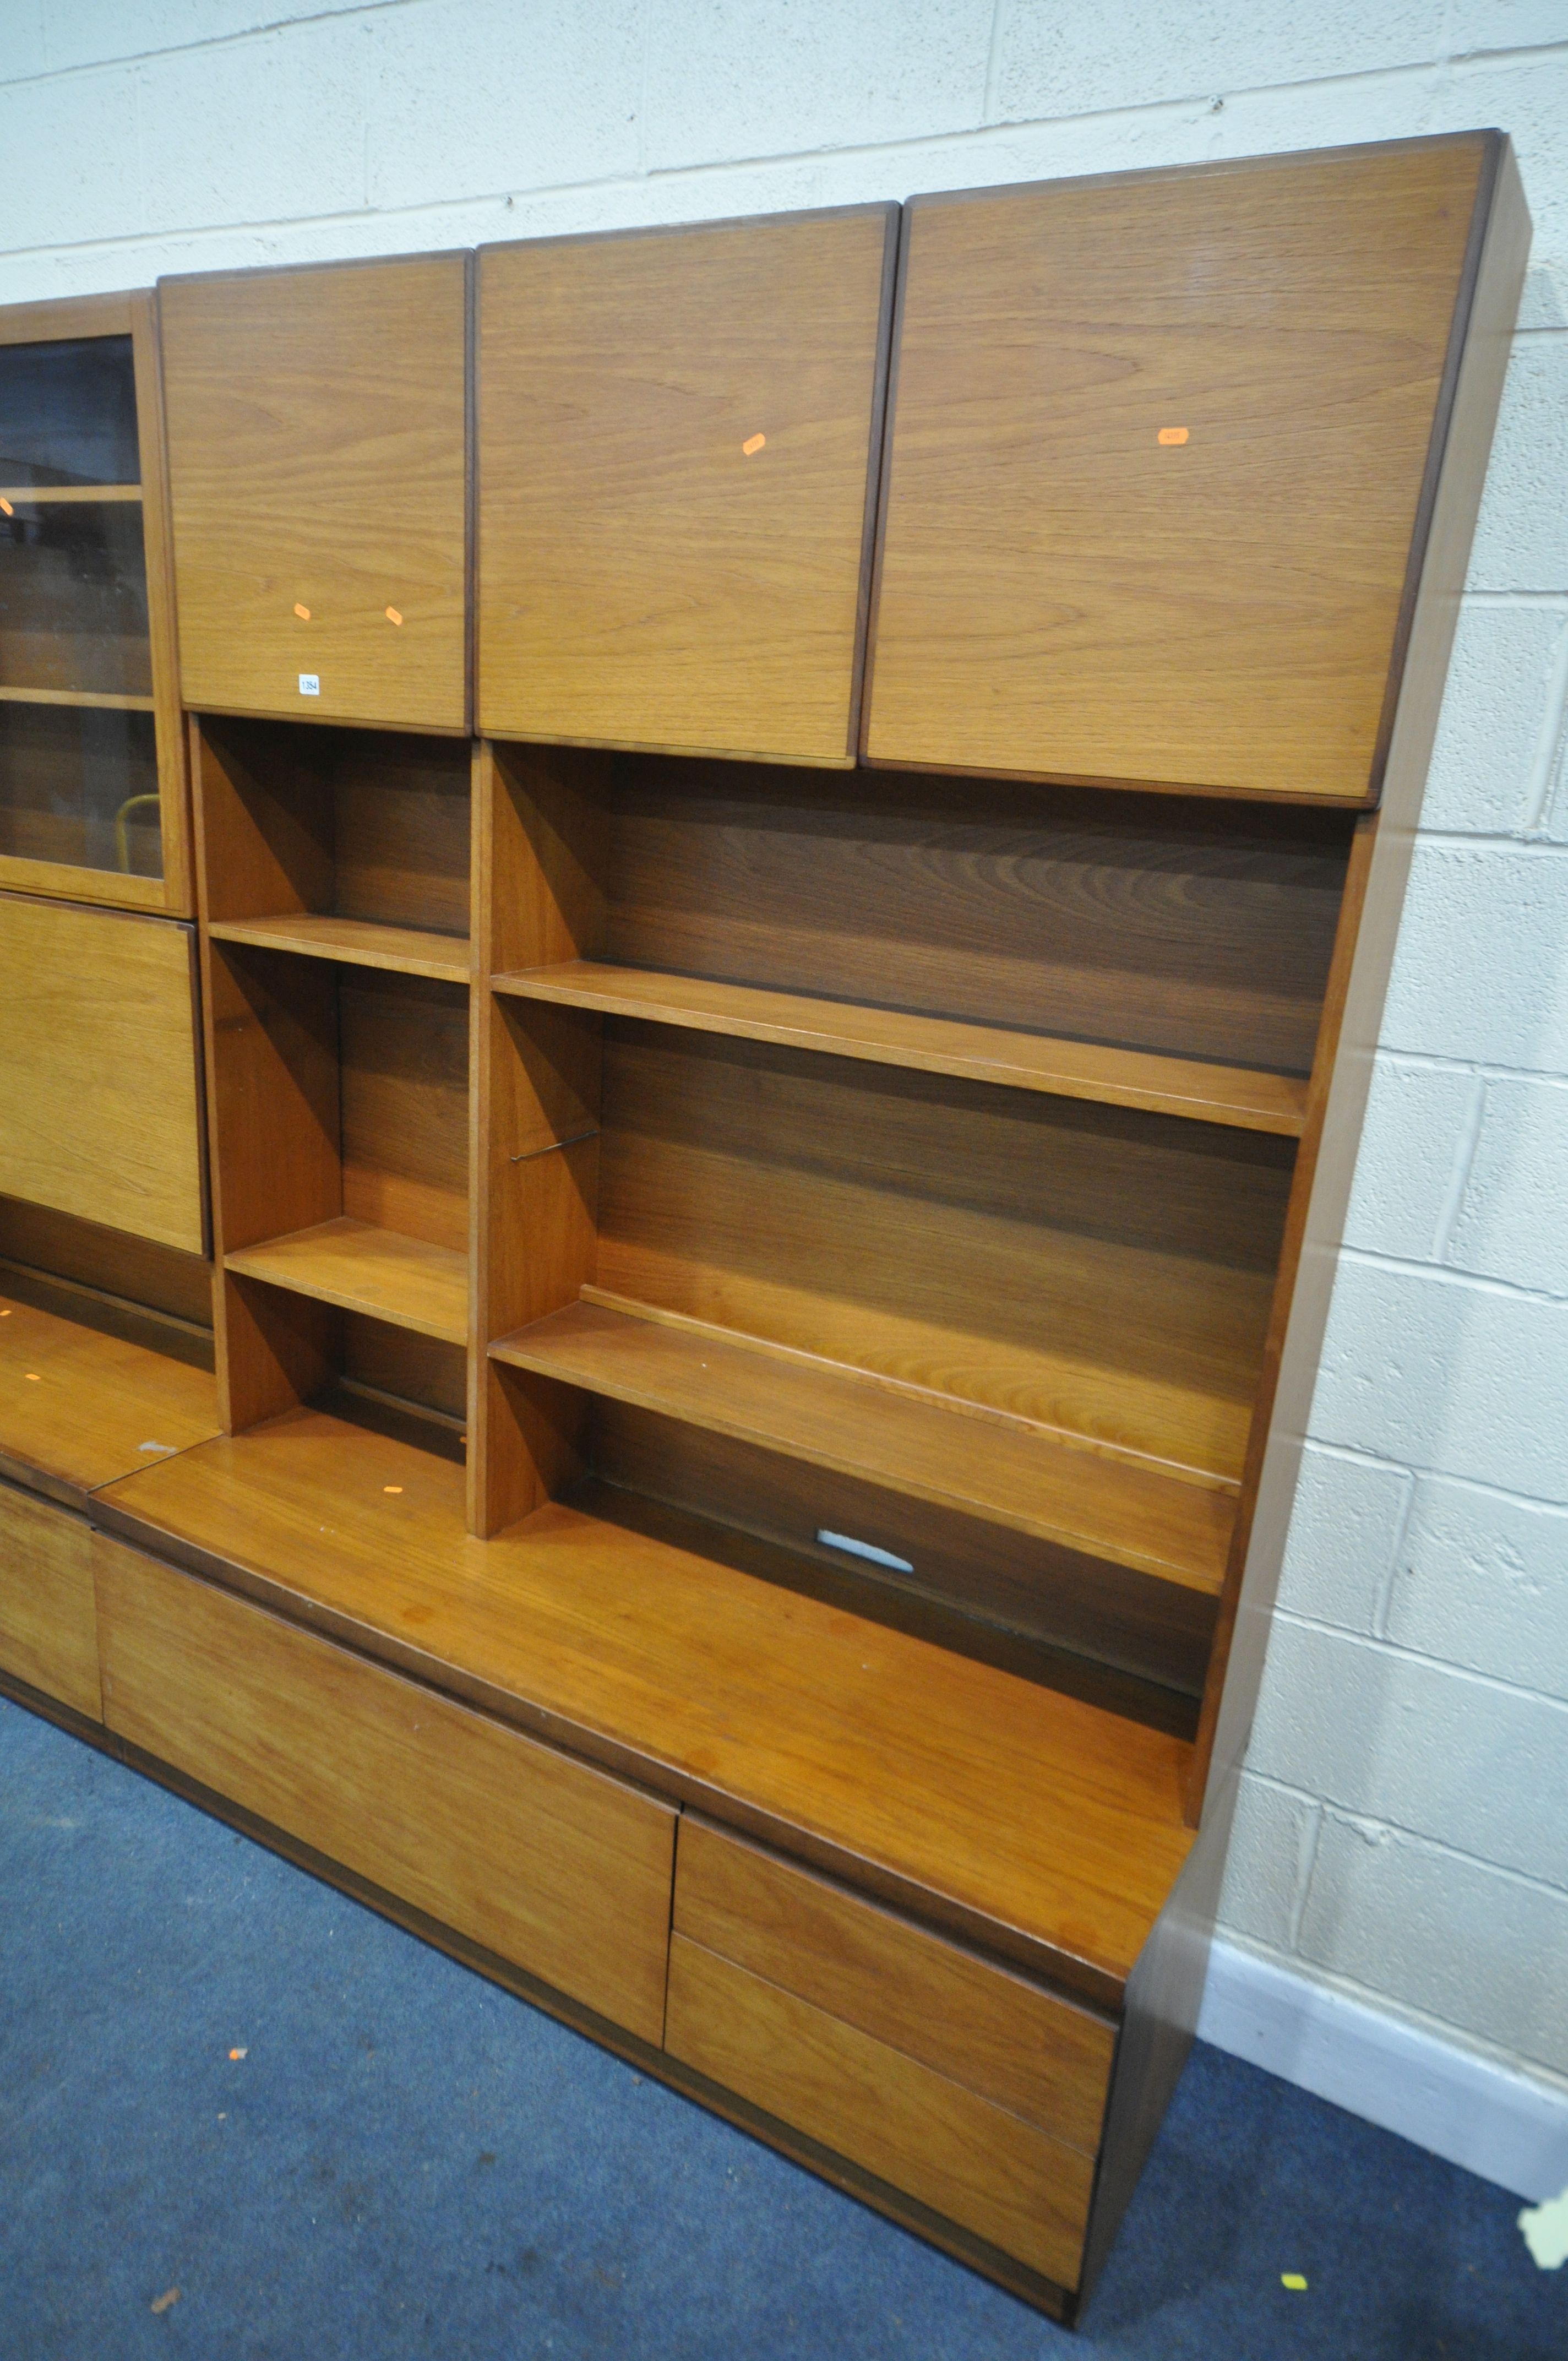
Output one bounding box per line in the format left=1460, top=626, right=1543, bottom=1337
left=0, top=300, right=187, bottom=909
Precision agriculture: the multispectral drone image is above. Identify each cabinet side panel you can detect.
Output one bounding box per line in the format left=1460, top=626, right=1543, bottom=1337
left=1193, top=140, right=1530, bottom=1816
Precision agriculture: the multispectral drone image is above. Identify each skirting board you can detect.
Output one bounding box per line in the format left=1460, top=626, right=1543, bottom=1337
left=1198, top=1936, right=1568, bottom=2202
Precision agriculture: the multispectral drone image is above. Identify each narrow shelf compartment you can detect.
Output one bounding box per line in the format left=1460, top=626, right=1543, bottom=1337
left=490, top=1298, right=1233, bottom=1593
left=0, top=485, right=141, bottom=503
left=226, top=1217, right=468, bottom=1345
left=210, top=912, right=470, bottom=984
left=493, top=960, right=1309, bottom=1134
left=0, top=685, right=155, bottom=711
left=96, top=1397, right=1196, bottom=2001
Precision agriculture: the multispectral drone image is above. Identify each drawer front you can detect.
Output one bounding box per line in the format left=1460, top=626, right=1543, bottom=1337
left=675, top=1818, right=1114, bottom=2152
left=667, top=1934, right=1096, bottom=2288
left=95, top=1542, right=675, bottom=2042
left=0, top=1480, right=100, bottom=1717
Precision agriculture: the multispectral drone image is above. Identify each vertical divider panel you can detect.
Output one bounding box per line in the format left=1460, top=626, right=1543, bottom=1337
left=193, top=717, right=341, bottom=1432
left=469, top=742, right=608, bottom=1535
left=134, top=289, right=195, bottom=916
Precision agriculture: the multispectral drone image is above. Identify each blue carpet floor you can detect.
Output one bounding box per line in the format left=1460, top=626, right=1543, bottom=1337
left=1, top=1691, right=1562, bottom=2360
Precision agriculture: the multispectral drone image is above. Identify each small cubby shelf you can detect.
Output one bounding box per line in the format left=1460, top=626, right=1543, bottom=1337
left=210, top=913, right=470, bottom=985
left=490, top=1297, right=1233, bottom=1593
left=226, top=1216, right=468, bottom=1346
left=491, top=960, right=1309, bottom=1135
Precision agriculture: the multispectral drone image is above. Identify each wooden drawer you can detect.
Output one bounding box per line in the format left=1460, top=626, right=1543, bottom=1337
left=667, top=1818, right=1116, bottom=2287
left=0, top=1479, right=100, bottom=1718
left=95, top=1542, right=676, bottom=2042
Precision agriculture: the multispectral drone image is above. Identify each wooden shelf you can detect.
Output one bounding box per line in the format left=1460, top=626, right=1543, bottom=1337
left=490, top=1298, right=1233, bottom=1593
left=491, top=962, right=1308, bottom=1134
left=225, top=1218, right=468, bottom=1345
left=0, top=685, right=156, bottom=712
left=95, top=1398, right=1195, bottom=2003
left=0, top=1279, right=219, bottom=1509
left=210, top=912, right=471, bottom=984
left=0, top=485, right=141, bottom=503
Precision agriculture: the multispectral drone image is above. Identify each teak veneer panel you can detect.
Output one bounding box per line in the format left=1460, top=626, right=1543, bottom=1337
left=160, top=255, right=469, bottom=732
left=593, top=1024, right=1292, bottom=1486
left=210, top=913, right=470, bottom=983
left=493, top=962, right=1308, bottom=1133
left=0, top=1480, right=101, bottom=1717
left=225, top=1216, right=469, bottom=1345
left=507, top=755, right=1351, bottom=1078
left=0, top=1282, right=219, bottom=1508
left=477, top=206, right=896, bottom=763
left=491, top=1299, right=1232, bottom=1591
left=95, top=1403, right=1195, bottom=2001
left=95, top=1541, right=676, bottom=2042
left=0, top=894, right=204, bottom=1253
left=676, top=1818, right=1115, bottom=2153
left=865, top=135, right=1492, bottom=799
left=665, top=1935, right=1096, bottom=2288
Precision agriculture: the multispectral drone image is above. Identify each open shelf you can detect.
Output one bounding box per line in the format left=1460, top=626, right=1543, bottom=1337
left=95, top=1395, right=1195, bottom=2002
left=225, top=1217, right=468, bottom=1346
left=0, top=1276, right=219, bottom=1508
left=492, top=960, right=1309, bottom=1134
left=0, top=685, right=155, bottom=711
left=0, top=485, right=140, bottom=504
left=211, top=912, right=470, bottom=984
left=491, top=1297, right=1233, bottom=1593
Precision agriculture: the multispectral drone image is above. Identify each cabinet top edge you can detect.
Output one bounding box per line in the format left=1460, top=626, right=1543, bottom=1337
left=476, top=199, right=901, bottom=269
left=900, top=127, right=1503, bottom=220
left=156, top=247, right=471, bottom=297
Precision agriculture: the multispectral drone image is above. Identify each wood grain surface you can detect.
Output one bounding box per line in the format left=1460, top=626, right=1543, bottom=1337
left=226, top=1215, right=469, bottom=1345
left=210, top=912, right=471, bottom=983
left=593, top=1400, right=1216, bottom=1712
left=95, top=1401, right=1195, bottom=2000
left=0, top=894, right=204, bottom=1252
left=676, top=1817, right=1115, bottom=2150
left=494, top=960, right=1308, bottom=1133
left=551, top=758, right=1349, bottom=1074
left=665, top=1934, right=1096, bottom=2285
left=492, top=1298, right=1232, bottom=1590
left=594, top=1023, right=1292, bottom=1485
left=865, top=137, right=1489, bottom=798
left=96, top=1538, right=676, bottom=2041
left=0, top=1479, right=101, bottom=1716
left=477, top=207, right=895, bottom=761
left=339, top=970, right=469, bottom=1254
left=0, top=1279, right=218, bottom=1506
left=160, top=255, right=469, bottom=731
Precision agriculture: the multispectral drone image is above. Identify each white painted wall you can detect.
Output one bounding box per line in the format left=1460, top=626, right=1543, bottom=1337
left=1, top=0, right=1564, bottom=2167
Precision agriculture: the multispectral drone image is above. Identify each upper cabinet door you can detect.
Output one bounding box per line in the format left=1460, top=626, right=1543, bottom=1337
left=865, top=136, right=1496, bottom=802
left=0, top=290, right=193, bottom=914
left=477, top=205, right=897, bottom=766
left=160, top=254, right=469, bottom=735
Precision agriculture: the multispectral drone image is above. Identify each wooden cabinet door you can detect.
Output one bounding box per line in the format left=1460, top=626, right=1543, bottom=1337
left=477, top=205, right=897, bottom=765
left=160, top=254, right=469, bottom=733
left=0, top=891, right=204, bottom=1253
left=865, top=135, right=1495, bottom=801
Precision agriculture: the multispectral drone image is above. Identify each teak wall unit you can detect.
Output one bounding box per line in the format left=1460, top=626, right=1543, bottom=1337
left=0, top=291, right=191, bottom=911
left=0, top=133, right=1529, bottom=2325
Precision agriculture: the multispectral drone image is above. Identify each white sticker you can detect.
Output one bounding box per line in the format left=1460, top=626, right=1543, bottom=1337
left=298, top=673, right=320, bottom=697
